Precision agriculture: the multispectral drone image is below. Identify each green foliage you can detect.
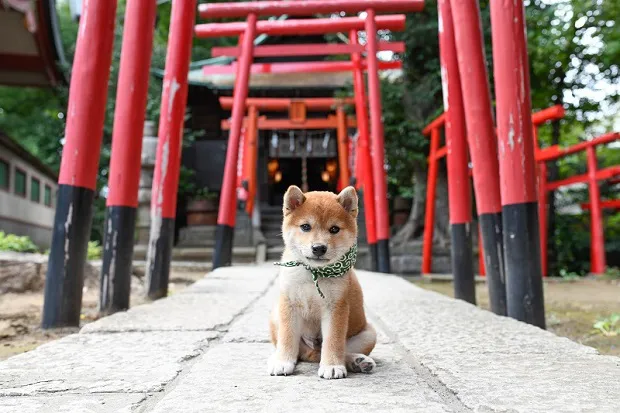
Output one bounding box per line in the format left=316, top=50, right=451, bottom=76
left=604, top=266, right=620, bottom=280
left=192, top=187, right=219, bottom=201
left=592, top=314, right=619, bottom=337
left=378, top=0, right=620, bottom=271
left=0, top=232, right=39, bottom=253
left=178, top=166, right=197, bottom=197
left=558, top=268, right=581, bottom=281
left=553, top=205, right=620, bottom=276
left=87, top=241, right=103, bottom=260
left=0, top=1, right=231, bottom=244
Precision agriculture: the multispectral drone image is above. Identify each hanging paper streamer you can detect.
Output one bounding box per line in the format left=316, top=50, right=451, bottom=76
left=289, top=130, right=295, bottom=152
left=322, top=131, right=330, bottom=149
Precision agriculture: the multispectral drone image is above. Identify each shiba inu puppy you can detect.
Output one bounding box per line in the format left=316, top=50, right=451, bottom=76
left=268, top=185, right=376, bottom=379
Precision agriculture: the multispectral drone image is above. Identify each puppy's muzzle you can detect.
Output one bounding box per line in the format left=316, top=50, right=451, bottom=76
left=311, top=244, right=328, bottom=257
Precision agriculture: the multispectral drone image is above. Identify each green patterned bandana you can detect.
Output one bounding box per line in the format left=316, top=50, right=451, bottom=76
left=275, top=244, right=358, bottom=299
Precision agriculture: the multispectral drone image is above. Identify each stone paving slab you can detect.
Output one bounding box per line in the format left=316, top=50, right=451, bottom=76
left=357, top=270, right=620, bottom=413
left=359, top=271, right=598, bottom=357
left=148, top=343, right=452, bottom=413
left=0, top=394, right=145, bottom=413
left=425, top=352, right=620, bottom=413
left=0, top=331, right=218, bottom=396
left=82, top=265, right=277, bottom=333
left=1, top=265, right=619, bottom=412
left=223, top=284, right=278, bottom=343
left=222, top=284, right=393, bottom=345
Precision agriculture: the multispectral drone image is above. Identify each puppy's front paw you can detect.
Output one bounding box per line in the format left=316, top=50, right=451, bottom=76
left=268, top=354, right=296, bottom=376
left=318, top=364, right=347, bottom=379
left=346, top=353, right=376, bottom=373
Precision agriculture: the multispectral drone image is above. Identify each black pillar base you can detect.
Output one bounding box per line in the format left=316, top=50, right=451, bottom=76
left=213, top=224, right=234, bottom=269
left=145, top=217, right=175, bottom=300
left=42, top=185, right=95, bottom=329
left=376, top=239, right=391, bottom=273
left=369, top=242, right=378, bottom=272
left=503, top=202, right=546, bottom=329
left=100, top=206, right=137, bottom=315
left=479, top=212, right=507, bottom=316
left=451, top=223, right=475, bottom=304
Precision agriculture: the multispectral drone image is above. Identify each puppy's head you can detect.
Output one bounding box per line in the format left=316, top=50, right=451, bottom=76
left=281, top=185, right=358, bottom=267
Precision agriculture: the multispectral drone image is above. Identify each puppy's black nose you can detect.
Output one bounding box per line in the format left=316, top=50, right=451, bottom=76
left=312, top=244, right=328, bottom=257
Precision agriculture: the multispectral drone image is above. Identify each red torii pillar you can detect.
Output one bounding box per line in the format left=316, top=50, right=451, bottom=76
left=438, top=0, right=475, bottom=304
left=365, top=9, right=391, bottom=273
left=42, top=0, right=117, bottom=328
left=586, top=146, right=606, bottom=274
left=450, top=0, right=506, bottom=316
left=243, top=105, right=259, bottom=216
left=237, top=105, right=259, bottom=216
left=199, top=1, right=424, bottom=271
left=491, top=0, right=545, bottom=328
left=213, top=14, right=257, bottom=269
left=350, top=29, right=378, bottom=270
left=145, top=0, right=197, bottom=299
left=336, top=106, right=350, bottom=191
left=100, top=0, right=157, bottom=315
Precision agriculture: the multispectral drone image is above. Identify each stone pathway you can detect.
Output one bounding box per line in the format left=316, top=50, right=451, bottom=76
left=0, top=265, right=618, bottom=412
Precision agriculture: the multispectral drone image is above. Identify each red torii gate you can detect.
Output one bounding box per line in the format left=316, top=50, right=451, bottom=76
left=219, top=96, right=358, bottom=210
left=40, top=0, right=423, bottom=328
left=40, top=0, right=553, bottom=332
left=431, top=0, right=546, bottom=327
left=422, top=105, right=564, bottom=279
left=191, top=1, right=422, bottom=273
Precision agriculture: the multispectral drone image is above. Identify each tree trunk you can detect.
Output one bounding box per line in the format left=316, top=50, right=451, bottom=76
left=392, top=161, right=450, bottom=246
left=433, top=161, right=450, bottom=247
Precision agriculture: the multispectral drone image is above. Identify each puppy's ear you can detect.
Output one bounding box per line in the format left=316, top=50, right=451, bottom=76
left=337, top=186, right=358, bottom=217
left=283, top=185, right=305, bottom=216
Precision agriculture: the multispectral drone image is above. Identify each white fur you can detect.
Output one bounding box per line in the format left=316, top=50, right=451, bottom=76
left=318, top=364, right=347, bottom=379
left=267, top=354, right=295, bottom=376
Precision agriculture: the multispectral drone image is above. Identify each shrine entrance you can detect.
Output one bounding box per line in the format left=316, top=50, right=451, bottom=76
left=263, top=128, right=339, bottom=206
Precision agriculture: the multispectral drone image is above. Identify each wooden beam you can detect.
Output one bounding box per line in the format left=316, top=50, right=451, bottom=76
left=195, top=15, right=405, bottom=38
left=211, top=42, right=405, bottom=58
left=221, top=115, right=357, bottom=130
left=219, top=97, right=355, bottom=111
left=203, top=60, right=401, bottom=75
left=198, top=0, right=424, bottom=19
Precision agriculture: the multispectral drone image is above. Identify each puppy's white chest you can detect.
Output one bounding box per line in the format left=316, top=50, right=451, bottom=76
left=278, top=266, right=347, bottom=318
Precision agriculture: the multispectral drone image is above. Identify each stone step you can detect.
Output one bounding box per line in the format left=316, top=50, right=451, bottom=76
left=262, top=231, right=282, bottom=240
left=89, top=260, right=213, bottom=275
left=133, top=245, right=257, bottom=263
left=266, top=246, right=284, bottom=261
left=390, top=240, right=451, bottom=257
left=177, top=225, right=217, bottom=248
left=390, top=253, right=452, bottom=275
left=260, top=219, right=282, bottom=227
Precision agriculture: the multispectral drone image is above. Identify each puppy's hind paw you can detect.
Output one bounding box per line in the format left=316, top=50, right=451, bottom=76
left=268, top=354, right=296, bottom=376
left=318, top=364, right=347, bottom=379
left=346, top=353, right=376, bottom=373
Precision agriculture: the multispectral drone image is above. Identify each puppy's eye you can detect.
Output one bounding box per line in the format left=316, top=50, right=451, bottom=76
left=329, top=226, right=340, bottom=234
left=300, top=224, right=311, bottom=232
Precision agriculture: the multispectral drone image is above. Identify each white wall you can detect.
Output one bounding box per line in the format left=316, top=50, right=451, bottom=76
left=0, top=144, right=57, bottom=247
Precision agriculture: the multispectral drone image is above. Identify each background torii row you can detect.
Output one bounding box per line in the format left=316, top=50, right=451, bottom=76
left=40, top=0, right=605, bottom=334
